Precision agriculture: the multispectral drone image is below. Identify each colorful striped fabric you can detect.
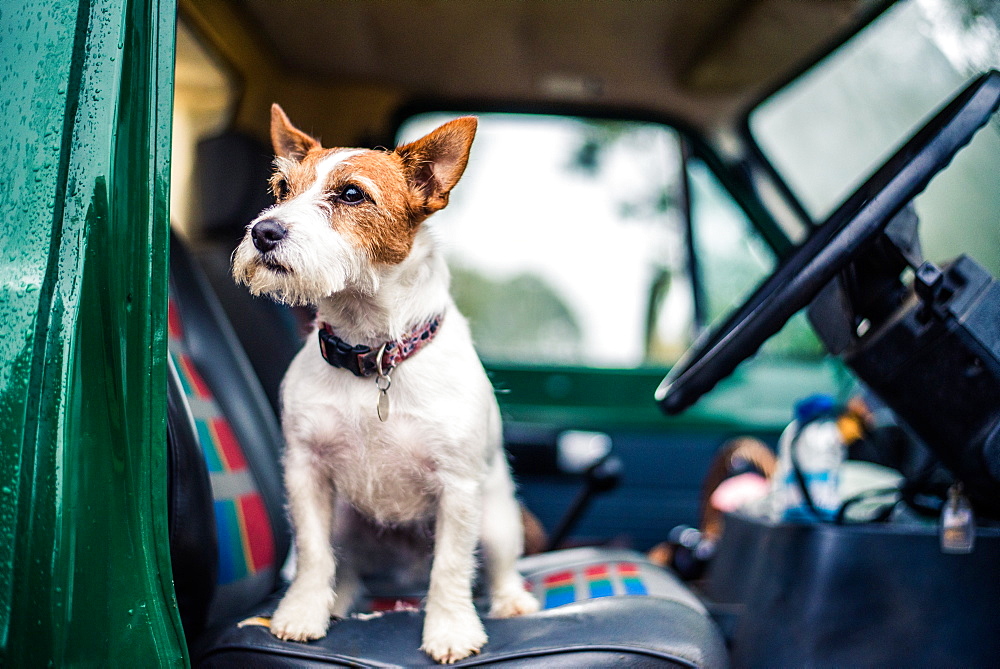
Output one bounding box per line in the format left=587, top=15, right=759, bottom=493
left=540, top=570, right=576, bottom=609
left=169, top=300, right=276, bottom=586
left=537, top=562, right=649, bottom=609
left=618, top=562, right=649, bottom=596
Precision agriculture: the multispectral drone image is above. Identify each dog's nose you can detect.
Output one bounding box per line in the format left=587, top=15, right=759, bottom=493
left=251, top=219, right=287, bottom=253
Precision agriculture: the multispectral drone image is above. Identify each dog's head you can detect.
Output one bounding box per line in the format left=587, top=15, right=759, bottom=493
left=232, top=104, right=477, bottom=305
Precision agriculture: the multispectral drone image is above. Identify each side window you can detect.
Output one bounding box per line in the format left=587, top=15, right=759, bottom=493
left=688, top=157, right=824, bottom=358
left=171, top=19, right=237, bottom=236
left=397, top=113, right=694, bottom=368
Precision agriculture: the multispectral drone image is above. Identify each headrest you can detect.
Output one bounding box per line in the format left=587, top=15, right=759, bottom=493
left=195, top=131, right=275, bottom=239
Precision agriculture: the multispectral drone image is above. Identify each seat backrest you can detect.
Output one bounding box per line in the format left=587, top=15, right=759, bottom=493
left=167, top=230, right=291, bottom=630
left=189, top=130, right=307, bottom=416
left=166, top=354, right=217, bottom=641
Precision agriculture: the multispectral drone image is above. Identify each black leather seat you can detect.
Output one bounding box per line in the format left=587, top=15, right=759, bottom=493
left=166, top=232, right=728, bottom=667
left=198, top=597, right=724, bottom=668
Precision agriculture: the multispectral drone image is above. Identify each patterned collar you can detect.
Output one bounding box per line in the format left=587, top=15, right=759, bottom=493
left=317, top=314, right=444, bottom=377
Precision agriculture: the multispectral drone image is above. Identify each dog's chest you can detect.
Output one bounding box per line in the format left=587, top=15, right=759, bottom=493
left=318, top=417, right=445, bottom=524
left=282, top=318, right=495, bottom=526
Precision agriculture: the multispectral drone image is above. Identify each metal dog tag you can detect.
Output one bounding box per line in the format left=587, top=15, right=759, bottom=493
left=377, top=388, right=390, bottom=422
left=375, top=371, right=392, bottom=422
left=375, top=343, right=392, bottom=422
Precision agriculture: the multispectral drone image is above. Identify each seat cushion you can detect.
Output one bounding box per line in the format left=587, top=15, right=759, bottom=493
left=518, top=547, right=707, bottom=614
left=196, top=596, right=726, bottom=668
left=194, top=548, right=726, bottom=668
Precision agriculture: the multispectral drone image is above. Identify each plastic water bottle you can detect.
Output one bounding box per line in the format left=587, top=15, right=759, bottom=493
left=772, top=394, right=846, bottom=522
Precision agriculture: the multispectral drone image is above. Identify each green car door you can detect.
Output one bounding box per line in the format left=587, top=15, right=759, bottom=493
left=1, top=1, right=185, bottom=665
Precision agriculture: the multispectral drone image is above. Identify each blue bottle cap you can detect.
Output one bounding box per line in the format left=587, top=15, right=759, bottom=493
left=793, top=394, right=836, bottom=423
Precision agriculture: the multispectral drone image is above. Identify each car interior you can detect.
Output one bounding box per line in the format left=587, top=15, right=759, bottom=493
left=164, top=0, right=1000, bottom=666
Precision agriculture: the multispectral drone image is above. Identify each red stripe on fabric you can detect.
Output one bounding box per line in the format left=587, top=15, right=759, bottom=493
left=211, top=418, right=247, bottom=471
left=168, top=300, right=184, bottom=339
left=543, top=570, right=574, bottom=586
left=177, top=354, right=212, bottom=398
left=584, top=564, right=609, bottom=579
left=239, top=494, right=275, bottom=572
left=617, top=562, right=639, bottom=576
left=369, top=597, right=421, bottom=612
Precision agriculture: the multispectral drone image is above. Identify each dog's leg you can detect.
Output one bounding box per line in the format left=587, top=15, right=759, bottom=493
left=420, top=480, right=488, bottom=664
left=481, top=459, right=541, bottom=619
left=271, top=443, right=339, bottom=641
left=329, top=559, right=361, bottom=619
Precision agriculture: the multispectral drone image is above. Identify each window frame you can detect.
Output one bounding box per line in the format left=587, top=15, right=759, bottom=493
left=733, top=0, right=897, bottom=232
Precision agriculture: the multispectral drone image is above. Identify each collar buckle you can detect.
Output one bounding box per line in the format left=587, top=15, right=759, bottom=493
left=318, top=327, right=378, bottom=377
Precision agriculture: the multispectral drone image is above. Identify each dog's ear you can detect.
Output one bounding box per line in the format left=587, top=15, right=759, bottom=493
left=397, top=117, right=478, bottom=214
left=271, top=103, right=320, bottom=161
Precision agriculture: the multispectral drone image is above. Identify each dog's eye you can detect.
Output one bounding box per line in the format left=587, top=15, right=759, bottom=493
left=336, top=185, right=367, bottom=205
left=272, top=178, right=289, bottom=201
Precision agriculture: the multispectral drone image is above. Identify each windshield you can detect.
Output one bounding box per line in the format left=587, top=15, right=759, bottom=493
left=398, top=113, right=693, bottom=368
left=750, top=0, right=1000, bottom=274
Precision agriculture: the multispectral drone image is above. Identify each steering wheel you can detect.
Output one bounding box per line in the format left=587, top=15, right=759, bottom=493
left=657, top=70, right=1000, bottom=415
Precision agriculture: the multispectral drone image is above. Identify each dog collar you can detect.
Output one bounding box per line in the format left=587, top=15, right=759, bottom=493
left=317, top=314, right=444, bottom=378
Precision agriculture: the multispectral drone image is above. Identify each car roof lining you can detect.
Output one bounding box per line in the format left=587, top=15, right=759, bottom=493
left=182, top=0, right=889, bottom=143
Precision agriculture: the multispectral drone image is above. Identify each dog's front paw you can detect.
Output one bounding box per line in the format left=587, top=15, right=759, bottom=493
left=270, top=588, right=336, bottom=642
left=420, top=608, right=487, bottom=664
left=490, top=587, right=540, bottom=619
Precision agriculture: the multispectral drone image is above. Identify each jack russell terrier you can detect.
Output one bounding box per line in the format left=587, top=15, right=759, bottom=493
left=232, top=105, right=539, bottom=663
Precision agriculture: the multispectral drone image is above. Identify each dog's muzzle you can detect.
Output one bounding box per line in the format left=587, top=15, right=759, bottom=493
left=251, top=218, right=287, bottom=253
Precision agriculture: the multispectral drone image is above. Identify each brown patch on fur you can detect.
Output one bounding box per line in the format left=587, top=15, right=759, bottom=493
left=330, top=151, right=422, bottom=264
left=267, top=107, right=478, bottom=265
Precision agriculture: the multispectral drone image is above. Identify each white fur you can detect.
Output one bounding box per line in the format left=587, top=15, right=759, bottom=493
left=232, top=150, right=380, bottom=305
left=233, top=164, right=538, bottom=663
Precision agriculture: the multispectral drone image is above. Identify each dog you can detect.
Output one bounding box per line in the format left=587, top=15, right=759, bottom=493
left=232, top=104, right=539, bottom=663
